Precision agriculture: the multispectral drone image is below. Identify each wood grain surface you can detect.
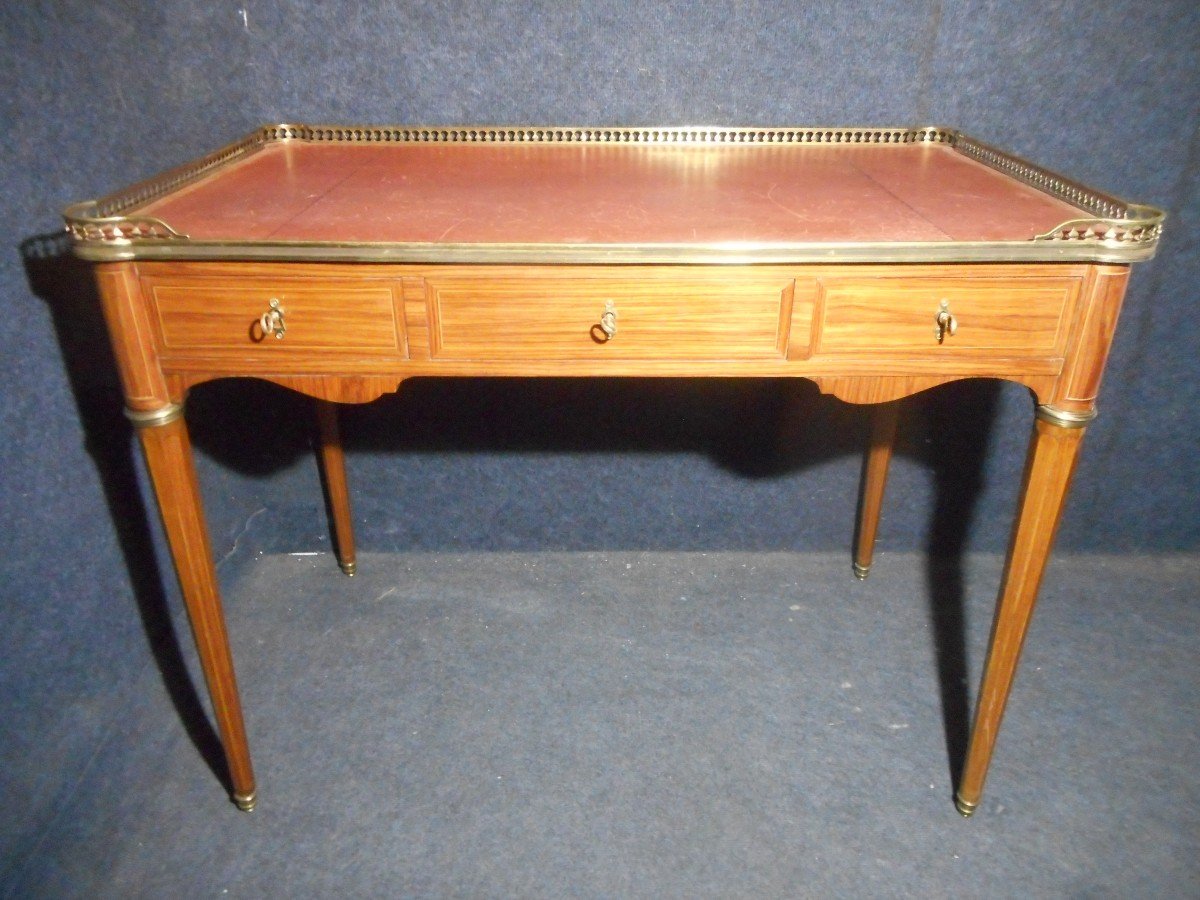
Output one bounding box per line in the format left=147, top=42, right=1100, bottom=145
left=93, top=250, right=1132, bottom=815
left=128, top=261, right=1110, bottom=407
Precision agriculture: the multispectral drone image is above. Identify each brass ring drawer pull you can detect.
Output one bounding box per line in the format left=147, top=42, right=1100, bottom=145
left=934, top=299, right=957, bottom=344
left=259, top=298, right=286, bottom=340
left=591, top=300, right=617, bottom=342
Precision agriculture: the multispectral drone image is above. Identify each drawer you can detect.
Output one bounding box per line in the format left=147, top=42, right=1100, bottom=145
left=818, top=276, right=1079, bottom=357
left=425, top=270, right=799, bottom=361
left=146, top=279, right=406, bottom=357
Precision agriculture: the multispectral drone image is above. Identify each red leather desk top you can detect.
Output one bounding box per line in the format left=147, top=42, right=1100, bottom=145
left=139, top=141, right=1087, bottom=246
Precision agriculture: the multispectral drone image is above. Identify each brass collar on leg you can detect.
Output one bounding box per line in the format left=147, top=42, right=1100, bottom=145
left=955, top=794, right=978, bottom=818
left=125, top=403, right=185, bottom=429
left=1035, top=405, right=1097, bottom=429
left=233, top=790, right=257, bottom=812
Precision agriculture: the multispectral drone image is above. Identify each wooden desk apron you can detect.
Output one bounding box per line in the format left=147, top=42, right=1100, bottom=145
left=65, top=124, right=1163, bottom=816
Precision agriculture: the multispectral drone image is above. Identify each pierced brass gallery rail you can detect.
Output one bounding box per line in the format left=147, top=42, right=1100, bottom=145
left=63, top=123, right=1164, bottom=264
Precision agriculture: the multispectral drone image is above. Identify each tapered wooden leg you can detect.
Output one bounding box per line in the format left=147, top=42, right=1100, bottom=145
left=315, top=399, right=357, bottom=576
left=955, top=409, right=1090, bottom=817
left=131, top=404, right=256, bottom=811
left=853, top=401, right=900, bottom=579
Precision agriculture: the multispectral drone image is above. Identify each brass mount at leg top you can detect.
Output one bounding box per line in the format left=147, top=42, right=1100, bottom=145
left=1035, top=405, right=1096, bottom=429
left=125, top=402, right=185, bottom=429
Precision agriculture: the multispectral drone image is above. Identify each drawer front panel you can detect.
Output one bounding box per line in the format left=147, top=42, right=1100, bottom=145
left=427, top=272, right=797, bottom=360
left=819, top=277, right=1078, bottom=357
left=148, top=281, right=405, bottom=356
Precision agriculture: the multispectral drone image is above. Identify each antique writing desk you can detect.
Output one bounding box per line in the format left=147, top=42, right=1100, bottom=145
left=65, top=124, right=1163, bottom=816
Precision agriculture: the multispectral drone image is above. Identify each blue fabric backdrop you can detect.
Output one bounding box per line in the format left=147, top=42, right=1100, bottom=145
left=2, top=0, right=1197, bottom=875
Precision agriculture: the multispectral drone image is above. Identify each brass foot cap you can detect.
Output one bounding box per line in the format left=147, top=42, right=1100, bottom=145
left=340, top=560, right=357, bottom=577
left=233, top=791, right=257, bottom=812
left=954, top=794, right=977, bottom=818
left=852, top=562, right=870, bottom=581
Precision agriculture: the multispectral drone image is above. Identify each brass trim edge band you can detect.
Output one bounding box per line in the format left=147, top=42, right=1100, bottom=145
left=125, top=403, right=185, bottom=429
left=1035, top=405, right=1097, bottom=429
left=63, top=123, right=1165, bottom=265
left=66, top=237, right=1159, bottom=266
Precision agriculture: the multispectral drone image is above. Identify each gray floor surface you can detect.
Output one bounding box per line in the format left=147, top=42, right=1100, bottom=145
left=5, top=550, right=1197, bottom=898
